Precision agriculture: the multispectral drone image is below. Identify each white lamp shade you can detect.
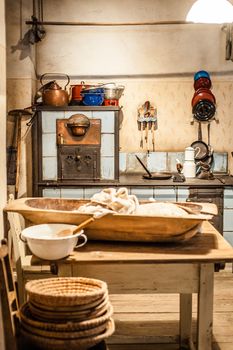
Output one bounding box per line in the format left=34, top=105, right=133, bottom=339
left=186, top=0, right=233, bottom=23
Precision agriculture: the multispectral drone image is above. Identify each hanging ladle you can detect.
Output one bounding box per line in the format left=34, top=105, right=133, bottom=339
left=56, top=217, right=95, bottom=237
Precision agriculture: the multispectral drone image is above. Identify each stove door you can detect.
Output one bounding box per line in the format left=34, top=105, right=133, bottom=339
left=58, top=145, right=100, bottom=180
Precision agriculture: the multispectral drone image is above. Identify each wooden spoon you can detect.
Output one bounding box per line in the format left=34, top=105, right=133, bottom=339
left=56, top=217, right=94, bottom=237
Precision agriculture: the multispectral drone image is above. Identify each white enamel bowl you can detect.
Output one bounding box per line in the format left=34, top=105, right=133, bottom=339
left=21, top=224, right=87, bottom=260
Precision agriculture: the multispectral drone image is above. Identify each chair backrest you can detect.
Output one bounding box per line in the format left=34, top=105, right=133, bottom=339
left=6, top=194, right=28, bottom=305
left=7, top=194, right=26, bottom=263
left=0, top=239, right=19, bottom=350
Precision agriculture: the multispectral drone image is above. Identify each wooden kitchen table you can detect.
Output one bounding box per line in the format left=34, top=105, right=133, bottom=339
left=31, top=221, right=233, bottom=350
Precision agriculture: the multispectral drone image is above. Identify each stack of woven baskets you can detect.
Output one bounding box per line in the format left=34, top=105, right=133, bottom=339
left=19, top=277, right=114, bottom=350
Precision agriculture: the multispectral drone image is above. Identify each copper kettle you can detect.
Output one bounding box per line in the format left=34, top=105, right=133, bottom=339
left=40, top=73, right=70, bottom=107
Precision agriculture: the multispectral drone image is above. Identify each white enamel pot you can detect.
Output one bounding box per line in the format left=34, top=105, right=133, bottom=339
left=21, top=224, right=87, bottom=260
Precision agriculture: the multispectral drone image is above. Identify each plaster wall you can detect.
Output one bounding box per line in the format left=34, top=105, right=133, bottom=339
left=0, top=0, right=6, bottom=236
left=6, top=0, right=233, bottom=197
left=6, top=0, right=36, bottom=197
left=36, top=0, right=233, bottom=173
left=0, top=2, right=6, bottom=342
left=38, top=0, right=231, bottom=75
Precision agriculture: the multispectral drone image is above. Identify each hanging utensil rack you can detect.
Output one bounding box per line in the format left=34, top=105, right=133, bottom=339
left=137, top=101, right=157, bottom=153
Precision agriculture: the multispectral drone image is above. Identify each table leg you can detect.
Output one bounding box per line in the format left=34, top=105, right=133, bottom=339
left=180, top=293, right=193, bottom=349
left=197, top=263, right=214, bottom=350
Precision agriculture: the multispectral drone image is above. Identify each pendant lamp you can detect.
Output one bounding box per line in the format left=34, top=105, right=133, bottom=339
left=186, top=0, right=233, bottom=23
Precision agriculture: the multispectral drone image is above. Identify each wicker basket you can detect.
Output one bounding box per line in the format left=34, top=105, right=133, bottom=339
left=25, top=277, right=108, bottom=307
left=28, top=299, right=110, bottom=322
left=29, top=291, right=109, bottom=312
left=20, top=318, right=115, bottom=350
left=20, top=302, right=114, bottom=332
left=20, top=319, right=108, bottom=339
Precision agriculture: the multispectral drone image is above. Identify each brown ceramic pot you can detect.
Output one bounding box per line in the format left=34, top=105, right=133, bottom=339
left=194, top=77, right=212, bottom=90
left=192, top=88, right=216, bottom=107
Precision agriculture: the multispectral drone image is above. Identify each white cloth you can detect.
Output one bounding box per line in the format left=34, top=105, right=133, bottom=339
left=76, top=204, right=113, bottom=218
left=77, top=187, right=139, bottom=218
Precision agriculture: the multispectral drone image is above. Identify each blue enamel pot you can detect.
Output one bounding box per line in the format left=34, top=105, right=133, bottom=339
left=194, top=70, right=210, bottom=81
left=81, top=93, right=104, bottom=106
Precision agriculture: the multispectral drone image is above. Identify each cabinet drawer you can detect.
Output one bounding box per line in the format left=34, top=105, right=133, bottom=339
left=188, top=188, right=223, bottom=208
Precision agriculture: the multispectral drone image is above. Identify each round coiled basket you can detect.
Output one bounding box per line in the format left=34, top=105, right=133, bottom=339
left=20, top=277, right=114, bottom=350
left=20, top=318, right=115, bottom=350
left=25, top=277, right=108, bottom=307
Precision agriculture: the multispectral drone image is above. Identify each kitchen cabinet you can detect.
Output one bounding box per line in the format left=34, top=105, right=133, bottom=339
left=187, top=187, right=224, bottom=234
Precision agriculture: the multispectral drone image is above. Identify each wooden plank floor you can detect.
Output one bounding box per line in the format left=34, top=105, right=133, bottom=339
left=106, top=265, right=233, bottom=350
left=2, top=265, right=232, bottom=350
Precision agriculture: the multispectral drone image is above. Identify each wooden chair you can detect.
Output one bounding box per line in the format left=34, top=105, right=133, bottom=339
left=0, top=240, right=109, bottom=350
left=0, top=239, right=19, bottom=350
left=6, top=194, right=53, bottom=305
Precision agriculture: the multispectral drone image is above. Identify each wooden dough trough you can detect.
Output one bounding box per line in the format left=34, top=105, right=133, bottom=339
left=4, top=197, right=215, bottom=243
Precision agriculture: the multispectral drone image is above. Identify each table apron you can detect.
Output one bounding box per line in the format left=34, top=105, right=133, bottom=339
left=57, top=262, right=200, bottom=294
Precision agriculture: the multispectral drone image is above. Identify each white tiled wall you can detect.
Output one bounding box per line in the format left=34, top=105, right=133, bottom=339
left=93, top=111, right=115, bottom=133
left=42, top=188, right=61, bottom=197
left=101, top=157, right=115, bottom=179
left=147, top=152, right=167, bottom=172
left=42, top=112, right=65, bottom=133
left=177, top=188, right=189, bottom=202
left=119, top=152, right=228, bottom=174
left=43, top=186, right=178, bottom=202
left=223, top=189, right=233, bottom=246
left=84, top=187, right=103, bottom=199
left=154, top=188, right=176, bottom=202
left=42, top=157, right=57, bottom=180
left=101, top=134, right=115, bottom=157
left=60, top=188, right=84, bottom=198
left=130, top=187, right=154, bottom=200
left=42, top=134, right=57, bottom=157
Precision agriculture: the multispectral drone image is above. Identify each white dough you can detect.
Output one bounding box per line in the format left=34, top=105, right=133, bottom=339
left=135, top=202, right=188, bottom=217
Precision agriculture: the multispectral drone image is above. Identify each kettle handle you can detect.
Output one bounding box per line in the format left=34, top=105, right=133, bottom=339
left=40, top=73, right=70, bottom=89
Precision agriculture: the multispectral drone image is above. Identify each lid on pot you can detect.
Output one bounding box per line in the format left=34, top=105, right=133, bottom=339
left=194, top=70, right=210, bottom=81
left=67, top=114, right=90, bottom=128
left=45, top=81, right=62, bottom=91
